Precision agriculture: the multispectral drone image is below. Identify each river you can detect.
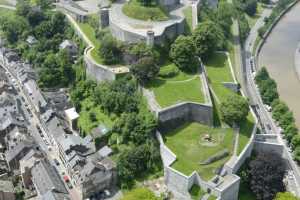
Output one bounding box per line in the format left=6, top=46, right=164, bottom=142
left=258, top=2, right=300, bottom=127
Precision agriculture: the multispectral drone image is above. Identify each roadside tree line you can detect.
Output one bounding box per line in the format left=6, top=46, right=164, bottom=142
left=255, top=67, right=300, bottom=162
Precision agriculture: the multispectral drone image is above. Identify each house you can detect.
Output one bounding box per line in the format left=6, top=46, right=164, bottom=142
left=5, top=135, right=36, bottom=172
left=59, top=40, right=78, bottom=55
left=90, top=124, right=110, bottom=139
left=77, top=157, right=116, bottom=199
left=26, top=36, right=38, bottom=46
left=20, top=149, right=44, bottom=190
left=23, top=79, right=47, bottom=113
left=64, top=107, right=79, bottom=131
left=98, top=146, right=113, bottom=158
left=0, top=180, right=15, bottom=200
left=45, top=116, right=66, bottom=147
left=56, top=133, right=116, bottom=199
left=31, top=158, right=69, bottom=197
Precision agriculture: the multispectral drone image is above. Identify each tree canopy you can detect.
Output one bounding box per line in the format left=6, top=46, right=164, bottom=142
left=249, top=152, right=286, bottom=200
left=169, top=35, right=199, bottom=72
left=220, top=94, right=249, bottom=125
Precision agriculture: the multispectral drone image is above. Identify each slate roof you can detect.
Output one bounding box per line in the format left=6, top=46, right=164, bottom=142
left=32, top=158, right=68, bottom=195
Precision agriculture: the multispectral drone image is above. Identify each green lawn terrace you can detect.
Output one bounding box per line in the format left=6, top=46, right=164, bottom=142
left=122, top=0, right=169, bottom=21
left=164, top=122, right=235, bottom=181
left=146, top=63, right=206, bottom=108
left=204, top=52, right=256, bottom=155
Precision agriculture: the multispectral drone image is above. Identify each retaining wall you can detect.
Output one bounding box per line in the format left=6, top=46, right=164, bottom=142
left=84, top=51, right=116, bottom=82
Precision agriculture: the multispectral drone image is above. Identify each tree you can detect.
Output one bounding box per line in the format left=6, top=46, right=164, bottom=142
left=244, top=0, right=257, bottom=16
left=238, top=14, right=250, bottom=42
left=215, top=2, right=233, bottom=37
left=291, top=135, right=300, bottom=150
left=274, top=192, right=299, bottom=200
left=192, top=20, right=225, bottom=59
left=259, top=78, right=279, bottom=105
left=278, top=111, right=295, bottom=130
left=284, top=124, right=298, bottom=143
left=169, top=35, right=199, bottom=72
left=255, top=67, right=270, bottom=84
left=16, top=0, right=31, bottom=17
left=220, top=94, right=249, bottom=125
left=131, top=57, right=159, bottom=84
left=98, top=34, right=121, bottom=65
left=294, top=146, right=300, bottom=163
left=272, top=101, right=289, bottom=122
left=249, top=152, right=286, bottom=200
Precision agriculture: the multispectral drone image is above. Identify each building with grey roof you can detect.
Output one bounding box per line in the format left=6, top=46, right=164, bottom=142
left=56, top=133, right=116, bottom=199
left=0, top=180, right=15, bottom=200
left=59, top=40, right=78, bottom=55
left=31, top=158, right=69, bottom=197
left=24, top=79, right=47, bottom=113
left=26, top=36, right=38, bottom=46
left=41, top=190, right=70, bottom=200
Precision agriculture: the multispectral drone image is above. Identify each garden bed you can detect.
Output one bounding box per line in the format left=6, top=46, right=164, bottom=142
left=146, top=63, right=205, bottom=108
left=164, top=122, right=235, bottom=180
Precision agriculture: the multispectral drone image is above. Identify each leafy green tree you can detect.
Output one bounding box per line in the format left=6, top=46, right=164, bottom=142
left=220, top=94, right=249, bottom=125
left=284, top=124, right=298, bottom=143
left=274, top=192, right=299, bottom=200
left=272, top=101, right=289, bottom=121
left=259, top=79, right=279, bottom=105
left=215, top=2, right=233, bottom=37
left=249, top=152, right=286, bottom=200
left=294, top=146, right=300, bottom=163
left=169, top=35, right=199, bottom=72
left=98, top=34, right=121, bottom=65
left=16, top=0, right=31, bottom=17
left=291, top=135, right=300, bottom=150
left=192, top=20, right=225, bottom=59
left=278, top=111, right=294, bottom=130
left=131, top=57, right=159, bottom=84
left=238, top=14, right=250, bottom=42
left=255, top=67, right=270, bottom=83
left=0, top=15, right=28, bottom=43
left=244, top=0, right=257, bottom=16
left=127, top=42, right=158, bottom=62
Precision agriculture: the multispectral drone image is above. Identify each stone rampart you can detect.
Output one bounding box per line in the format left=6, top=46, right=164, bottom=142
left=158, top=102, right=213, bottom=132
left=84, top=51, right=116, bottom=82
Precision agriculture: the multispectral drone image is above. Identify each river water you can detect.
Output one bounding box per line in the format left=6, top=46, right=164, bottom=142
left=258, top=2, right=300, bottom=127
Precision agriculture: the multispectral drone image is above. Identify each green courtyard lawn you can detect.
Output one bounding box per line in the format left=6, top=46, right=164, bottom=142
left=164, top=122, right=235, bottom=180
left=146, top=63, right=205, bottom=108
left=122, top=188, right=161, bottom=200
left=183, top=6, right=192, bottom=34
left=0, top=0, right=11, bottom=5
left=122, top=0, right=169, bottom=21
left=204, top=52, right=235, bottom=100
left=77, top=97, right=113, bottom=134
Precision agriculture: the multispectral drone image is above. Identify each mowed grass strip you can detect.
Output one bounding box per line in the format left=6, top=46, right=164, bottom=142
left=164, top=122, right=234, bottom=180
left=122, top=0, right=169, bottom=21
left=77, top=21, right=104, bottom=64
left=147, top=63, right=204, bottom=108
left=205, top=52, right=234, bottom=100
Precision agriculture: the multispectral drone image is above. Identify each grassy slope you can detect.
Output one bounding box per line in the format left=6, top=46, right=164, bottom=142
left=122, top=0, right=169, bottom=21
left=0, top=0, right=11, bottom=5
left=77, top=22, right=104, bottom=64
left=164, top=122, right=234, bottom=180
left=147, top=63, right=204, bottom=108
left=205, top=52, right=234, bottom=100
left=246, top=3, right=264, bottom=28
left=183, top=6, right=193, bottom=34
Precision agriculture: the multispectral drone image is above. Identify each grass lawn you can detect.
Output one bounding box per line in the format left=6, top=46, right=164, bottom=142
left=122, top=0, right=169, bottom=21
left=0, top=0, right=11, bottom=5
left=0, top=7, right=14, bottom=16
left=146, top=63, right=205, bottom=108
left=122, top=188, right=160, bottom=200
left=183, top=6, right=192, bottom=34
left=204, top=52, right=235, bottom=100
left=77, top=97, right=113, bottom=134
left=164, top=122, right=235, bottom=180
left=77, top=22, right=104, bottom=64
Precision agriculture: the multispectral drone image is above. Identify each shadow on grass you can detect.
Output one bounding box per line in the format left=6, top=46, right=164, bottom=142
left=204, top=53, right=227, bottom=69
left=145, top=78, right=166, bottom=88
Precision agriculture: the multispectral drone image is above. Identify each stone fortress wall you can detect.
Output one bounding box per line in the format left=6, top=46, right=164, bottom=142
left=154, top=60, right=258, bottom=200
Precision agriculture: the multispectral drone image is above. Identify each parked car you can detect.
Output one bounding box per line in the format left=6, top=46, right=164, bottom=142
left=54, top=159, right=60, bottom=166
